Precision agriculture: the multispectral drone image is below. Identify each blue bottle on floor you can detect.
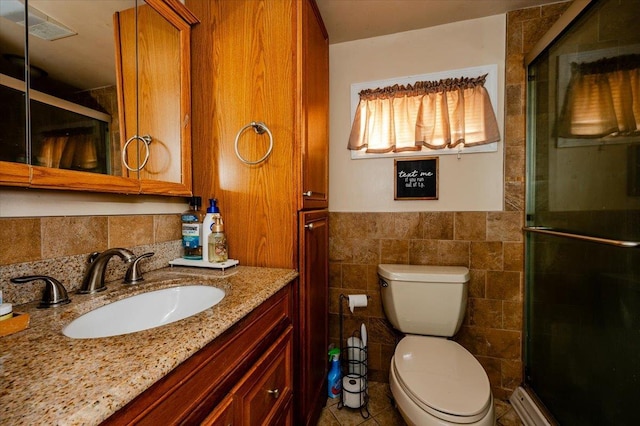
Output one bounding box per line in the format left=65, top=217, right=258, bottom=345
left=327, top=348, right=342, bottom=398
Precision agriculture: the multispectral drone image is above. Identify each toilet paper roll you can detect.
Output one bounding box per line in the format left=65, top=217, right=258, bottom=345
left=348, top=294, right=367, bottom=313
left=342, top=375, right=365, bottom=408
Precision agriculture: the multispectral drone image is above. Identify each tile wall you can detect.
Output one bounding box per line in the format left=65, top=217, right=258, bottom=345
left=0, top=215, right=182, bottom=305
left=328, top=1, right=571, bottom=402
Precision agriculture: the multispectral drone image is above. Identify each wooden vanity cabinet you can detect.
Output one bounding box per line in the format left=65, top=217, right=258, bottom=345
left=103, top=283, right=293, bottom=426
left=188, top=2, right=329, bottom=422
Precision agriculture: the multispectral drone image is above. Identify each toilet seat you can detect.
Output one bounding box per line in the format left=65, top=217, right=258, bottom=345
left=392, top=335, right=492, bottom=424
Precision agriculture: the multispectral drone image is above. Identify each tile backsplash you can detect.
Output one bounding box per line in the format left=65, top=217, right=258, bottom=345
left=0, top=214, right=182, bottom=305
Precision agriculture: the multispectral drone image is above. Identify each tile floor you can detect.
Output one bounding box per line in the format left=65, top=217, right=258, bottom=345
left=316, top=382, right=524, bottom=426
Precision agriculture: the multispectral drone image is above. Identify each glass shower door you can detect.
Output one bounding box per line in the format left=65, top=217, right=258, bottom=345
left=525, top=0, right=640, bottom=423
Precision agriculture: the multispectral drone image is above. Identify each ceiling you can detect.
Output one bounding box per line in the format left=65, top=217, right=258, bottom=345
left=315, top=0, right=562, bottom=44
left=0, top=0, right=564, bottom=92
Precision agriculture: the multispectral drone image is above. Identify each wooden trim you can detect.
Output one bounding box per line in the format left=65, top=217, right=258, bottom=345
left=30, top=166, right=139, bottom=194
left=0, top=161, right=30, bottom=187
left=147, top=0, right=200, bottom=27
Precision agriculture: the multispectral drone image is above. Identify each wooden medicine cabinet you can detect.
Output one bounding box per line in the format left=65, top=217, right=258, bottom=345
left=0, top=0, right=197, bottom=196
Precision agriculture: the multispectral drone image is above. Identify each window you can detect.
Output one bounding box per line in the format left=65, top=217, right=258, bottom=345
left=348, top=64, right=500, bottom=159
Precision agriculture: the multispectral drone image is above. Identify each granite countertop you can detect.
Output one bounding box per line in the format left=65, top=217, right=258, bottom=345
left=0, top=265, right=298, bottom=425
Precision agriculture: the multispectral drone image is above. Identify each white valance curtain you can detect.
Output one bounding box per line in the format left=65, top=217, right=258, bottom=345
left=348, top=74, right=500, bottom=153
left=559, top=54, right=640, bottom=138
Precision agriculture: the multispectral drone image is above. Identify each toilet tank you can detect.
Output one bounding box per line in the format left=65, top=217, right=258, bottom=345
left=378, top=264, right=470, bottom=337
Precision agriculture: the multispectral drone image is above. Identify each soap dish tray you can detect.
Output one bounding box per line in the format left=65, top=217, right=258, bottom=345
left=169, top=258, right=239, bottom=271
left=0, top=312, right=31, bottom=337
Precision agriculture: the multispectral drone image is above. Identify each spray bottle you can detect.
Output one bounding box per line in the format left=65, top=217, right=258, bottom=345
left=327, top=348, right=342, bottom=398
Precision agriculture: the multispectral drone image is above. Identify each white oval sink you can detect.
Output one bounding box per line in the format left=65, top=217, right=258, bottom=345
left=63, top=285, right=225, bottom=339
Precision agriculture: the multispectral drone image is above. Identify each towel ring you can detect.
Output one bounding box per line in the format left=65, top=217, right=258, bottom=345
left=122, top=134, right=152, bottom=172
left=234, top=121, right=273, bottom=165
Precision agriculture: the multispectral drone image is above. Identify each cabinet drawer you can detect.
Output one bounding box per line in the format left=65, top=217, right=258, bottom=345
left=233, top=327, right=292, bottom=426
left=201, top=394, right=234, bottom=426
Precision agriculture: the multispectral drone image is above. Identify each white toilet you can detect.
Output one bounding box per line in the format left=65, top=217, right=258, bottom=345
left=378, top=264, right=495, bottom=426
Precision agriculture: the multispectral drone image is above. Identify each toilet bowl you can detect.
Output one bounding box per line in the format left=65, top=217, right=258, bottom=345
left=378, top=264, right=495, bottom=426
left=389, top=336, right=494, bottom=426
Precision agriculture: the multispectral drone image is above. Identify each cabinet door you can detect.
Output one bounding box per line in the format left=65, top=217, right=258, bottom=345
left=301, top=0, right=329, bottom=210
left=115, top=0, right=196, bottom=196
left=296, top=210, right=329, bottom=425
left=232, top=327, right=293, bottom=426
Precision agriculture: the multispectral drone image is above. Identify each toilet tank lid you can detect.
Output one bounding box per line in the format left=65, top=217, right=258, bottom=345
left=378, top=264, right=470, bottom=283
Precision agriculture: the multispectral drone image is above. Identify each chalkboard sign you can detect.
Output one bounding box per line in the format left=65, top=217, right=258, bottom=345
left=394, top=157, right=438, bottom=200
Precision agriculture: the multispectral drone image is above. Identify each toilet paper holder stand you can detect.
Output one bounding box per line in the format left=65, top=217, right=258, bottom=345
left=338, top=294, right=370, bottom=418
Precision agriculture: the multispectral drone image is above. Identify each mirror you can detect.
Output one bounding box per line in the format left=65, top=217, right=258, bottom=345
left=0, top=0, right=195, bottom=194
left=0, top=0, right=28, bottom=165
left=0, top=0, right=135, bottom=175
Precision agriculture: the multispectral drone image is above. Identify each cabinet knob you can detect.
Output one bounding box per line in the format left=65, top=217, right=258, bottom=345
left=304, top=223, right=314, bottom=230
left=302, top=191, right=313, bottom=197
left=267, top=388, right=280, bottom=399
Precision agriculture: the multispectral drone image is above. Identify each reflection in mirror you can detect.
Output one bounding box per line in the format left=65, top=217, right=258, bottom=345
left=0, top=0, right=135, bottom=174
left=0, top=1, right=27, bottom=164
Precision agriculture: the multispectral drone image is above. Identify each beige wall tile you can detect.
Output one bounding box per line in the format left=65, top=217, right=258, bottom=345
left=501, top=359, right=523, bottom=390
left=504, top=114, right=525, bottom=146
left=469, top=269, right=486, bottom=298
left=455, top=212, right=487, bottom=241
left=329, top=236, right=353, bottom=263
left=42, top=216, right=107, bottom=258
left=0, top=218, right=41, bottom=265
left=342, top=264, right=368, bottom=290
left=458, top=326, right=521, bottom=359
left=421, top=212, right=454, bottom=240
left=365, top=264, right=380, bottom=292
left=469, top=298, right=503, bottom=328
left=408, top=239, right=439, bottom=265
left=393, top=212, right=422, bottom=239
left=504, top=242, right=524, bottom=272
left=108, top=215, right=153, bottom=248
left=366, top=213, right=395, bottom=239
left=352, top=238, right=380, bottom=264
left=503, top=300, right=523, bottom=330
left=470, top=241, right=503, bottom=270
left=504, top=146, right=525, bottom=183
left=438, top=240, right=471, bottom=266
left=487, top=271, right=521, bottom=301
left=154, top=214, right=181, bottom=243
left=522, top=15, right=562, bottom=52
left=504, top=181, right=525, bottom=212
left=487, top=211, right=523, bottom=242
left=380, top=239, right=408, bottom=264
left=329, top=262, right=342, bottom=288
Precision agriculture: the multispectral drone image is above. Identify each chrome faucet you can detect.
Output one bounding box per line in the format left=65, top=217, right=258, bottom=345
left=78, top=248, right=136, bottom=294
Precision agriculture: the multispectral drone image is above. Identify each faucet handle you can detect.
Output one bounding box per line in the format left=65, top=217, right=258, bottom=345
left=10, top=275, right=71, bottom=308
left=124, top=252, right=155, bottom=285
